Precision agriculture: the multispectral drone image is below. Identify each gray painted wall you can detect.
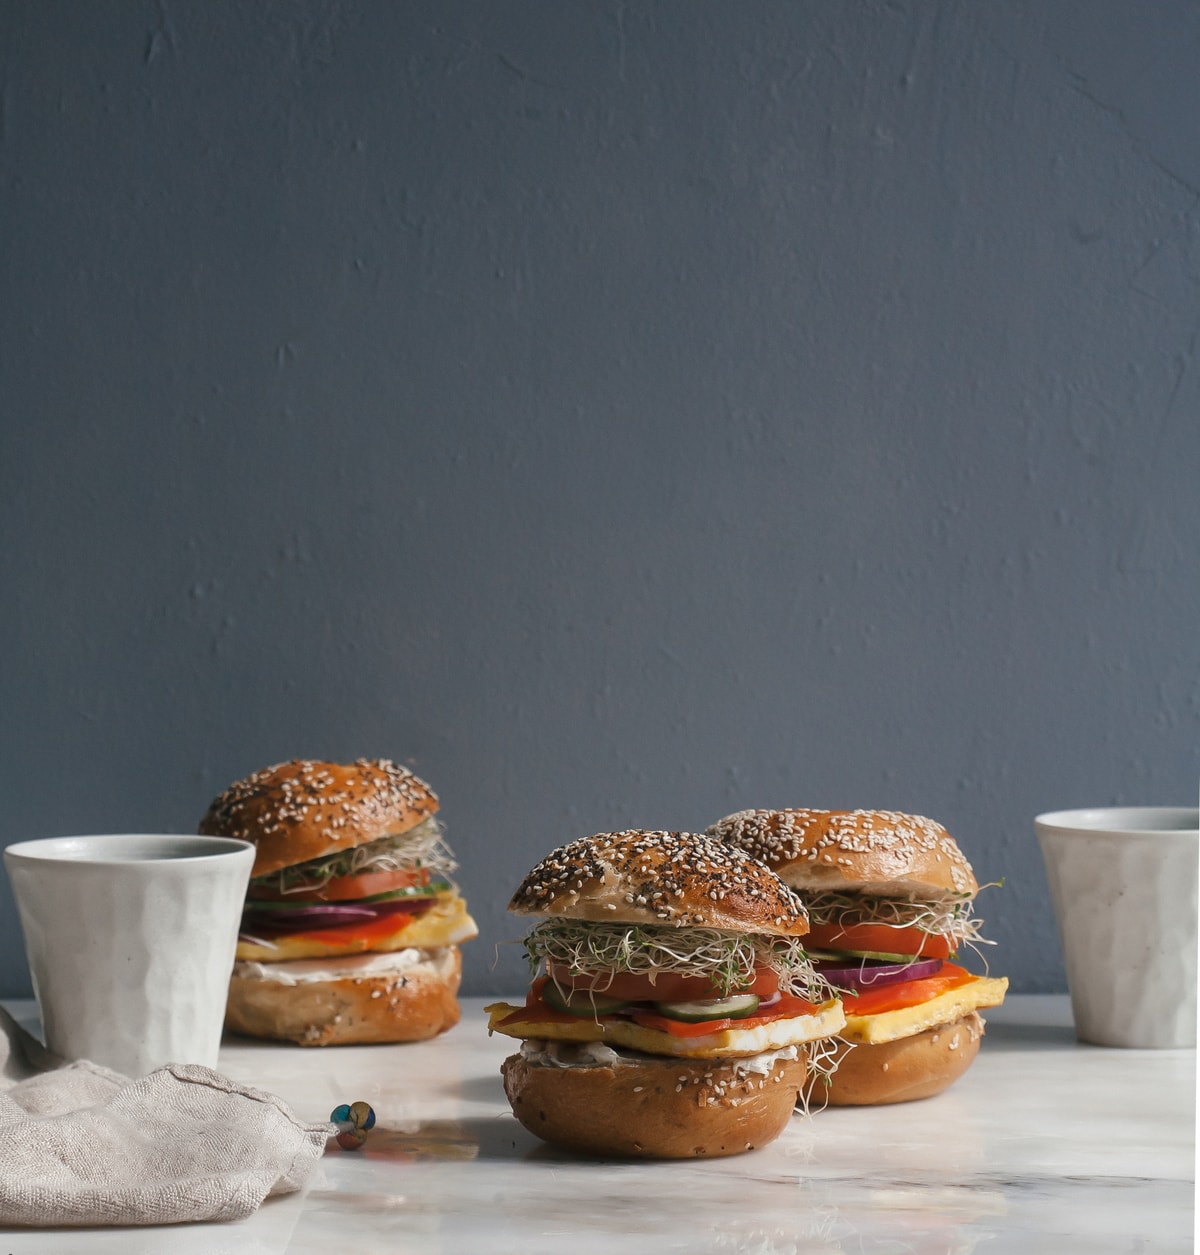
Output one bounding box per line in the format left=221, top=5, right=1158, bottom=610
left=2, top=1, right=1197, bottom=999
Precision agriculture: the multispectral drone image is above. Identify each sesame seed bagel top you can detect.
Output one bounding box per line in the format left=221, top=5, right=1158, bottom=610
left=198, top=758, right=439, bottom=876
left=507, top=829, right=810, bottom=937
left=707, top=809, right=978, bottom=900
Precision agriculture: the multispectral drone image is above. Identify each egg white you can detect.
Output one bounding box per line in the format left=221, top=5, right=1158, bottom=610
left=485, top=997, right=846, bottom=1059
left=839, top=974, right=1008, bottom=1044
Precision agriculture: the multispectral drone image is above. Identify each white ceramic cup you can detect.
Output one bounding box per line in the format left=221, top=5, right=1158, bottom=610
left=4, top=833, right=255, bottom=1076
left=1035, top=807, right=1199, bottom=1048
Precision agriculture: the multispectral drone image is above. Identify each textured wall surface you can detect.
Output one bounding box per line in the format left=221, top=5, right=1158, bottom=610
left=2, top=1, right=1197, bottom=999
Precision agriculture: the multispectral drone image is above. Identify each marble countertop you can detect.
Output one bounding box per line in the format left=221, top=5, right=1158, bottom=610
left=1, top=995, right=1193, bottom=1253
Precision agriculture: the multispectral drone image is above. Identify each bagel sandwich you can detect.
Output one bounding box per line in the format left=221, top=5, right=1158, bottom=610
left=199, top=757, right=477, bottom=1045
left=486, top=829, right=845, bottom=1158
left=708, top=808, right=1007, bottom=1105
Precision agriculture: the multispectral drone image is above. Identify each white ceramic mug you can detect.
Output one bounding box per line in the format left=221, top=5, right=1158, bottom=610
left=4, top=833, right=255, bottom=1076
left=1035, top=807, right=1199, bottom=1048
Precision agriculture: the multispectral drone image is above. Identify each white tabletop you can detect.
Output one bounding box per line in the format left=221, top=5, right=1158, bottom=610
left=1, top=995, right=1194, bottom=1253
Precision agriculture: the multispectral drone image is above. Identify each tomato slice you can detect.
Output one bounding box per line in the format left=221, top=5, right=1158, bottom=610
left=491, top=979, right=589, bottom=1029
left=839, top=961, right=977, bottom=1017
left=804, top=921, right=951, bottom=960
left=265, top=901, right=432, bottom=950
left=487, top=979, right=596, bottom=1032
left=247, top=867, right=433, bottom=903
left=545, top=963, right=780, bottom=1002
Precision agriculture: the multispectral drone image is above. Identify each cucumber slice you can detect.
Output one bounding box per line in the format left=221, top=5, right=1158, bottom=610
left=809, top=945, right=925, bottom=963
left=652, top=993, right=760, bottom=1023
left=833, top=948, right=923, bottom=963
left=541, top=983, right=630, bottom=1017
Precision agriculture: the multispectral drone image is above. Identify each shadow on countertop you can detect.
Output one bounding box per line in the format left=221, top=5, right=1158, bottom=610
left=979, top=1017, right=1079, bottom=1051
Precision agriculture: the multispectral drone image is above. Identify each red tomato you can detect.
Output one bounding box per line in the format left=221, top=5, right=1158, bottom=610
left=285, top=901, right=431, bottom=950
left=839, top=962, right=976, bottom=1016
left=248, top=867, right=431, bottom=903
left=545, top=963, right=780, bottom=1002
left=805, top=921, right=951, bottom=960
left=491, top=979, right=585, bottom=1030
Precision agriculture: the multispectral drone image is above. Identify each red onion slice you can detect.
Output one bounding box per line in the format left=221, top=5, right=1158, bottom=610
left=241, top=896, right=433, bottom=938
left=815, top=956, right=944, bottom=992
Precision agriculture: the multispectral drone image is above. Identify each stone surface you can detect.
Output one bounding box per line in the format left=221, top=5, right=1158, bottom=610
left=5, top=994, right=1191, bottom=1253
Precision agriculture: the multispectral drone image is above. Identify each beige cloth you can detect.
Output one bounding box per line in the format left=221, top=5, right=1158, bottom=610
left=0, top=1006, right=333, bottom=1227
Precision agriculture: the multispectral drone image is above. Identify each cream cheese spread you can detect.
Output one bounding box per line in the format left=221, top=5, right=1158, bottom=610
left=233, top=946, right=457, bottom=985
left=518, top=1037, right=800, bottom=1074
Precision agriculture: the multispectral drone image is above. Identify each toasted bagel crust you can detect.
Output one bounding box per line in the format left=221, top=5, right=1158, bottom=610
left=708, top=809, right=978, bottom=899
left=199, top=758, right=439, bottom=876
left=508, top=829, right=810, bottom=937
left=225, top=946, right=462, bottom=1045
left=822, top=1013, right=985, bottom=1105
left=501, top=1048, right=808, bottom=1158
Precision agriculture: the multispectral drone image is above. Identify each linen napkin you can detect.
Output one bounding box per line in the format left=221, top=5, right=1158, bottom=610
left=0, top=1005, right=333, bottom=1227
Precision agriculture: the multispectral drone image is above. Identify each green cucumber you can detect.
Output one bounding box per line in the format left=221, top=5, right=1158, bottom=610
left=541, top=983, right=630, bottom=1017
left=652, top=993, right=761, bottom=1023
left=828, top=948, right=921, bottom=963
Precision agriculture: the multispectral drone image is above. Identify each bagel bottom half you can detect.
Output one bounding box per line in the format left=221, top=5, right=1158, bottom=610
left=821, top=1012, right=985, bottom=1105
left=225, top=946, right=463, bottom=1046
left=500, top=1042, right=808, bottom=1159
